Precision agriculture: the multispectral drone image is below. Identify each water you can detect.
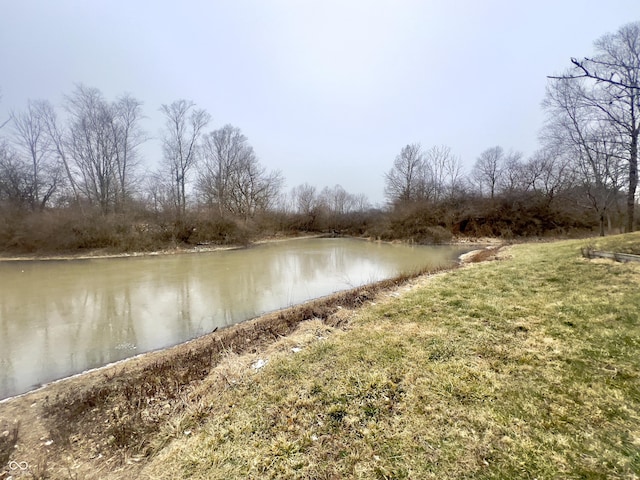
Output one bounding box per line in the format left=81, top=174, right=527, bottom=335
left=0, top=238, right=470, bottom=399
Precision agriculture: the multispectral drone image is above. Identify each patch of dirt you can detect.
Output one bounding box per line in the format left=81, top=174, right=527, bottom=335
left=458, top=245, right=505, bottom=263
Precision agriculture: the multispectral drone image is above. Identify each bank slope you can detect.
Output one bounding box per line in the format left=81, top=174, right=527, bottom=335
left=140, top=235, right=640, bottom=479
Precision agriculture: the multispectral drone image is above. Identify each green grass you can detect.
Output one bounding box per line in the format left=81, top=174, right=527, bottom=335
left=141, top=235, right=640, bottom=479
left=591, top=231, right=640, bottom=255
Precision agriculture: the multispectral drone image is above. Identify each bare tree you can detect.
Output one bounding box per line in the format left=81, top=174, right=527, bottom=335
left=579, top=131, right=625, bottom=236
left=498, top=150, right=525, bottom=195
left=550, top=21, right=640, bottom=231
left=291, top=183, right=320, bottom=216
left=37, top=85, right=148, bottom=214
left=472, top=146, right=505, bottom=199
left=424, top=145, right=464, bottom=201
left=543, top=76, right=624, bottom=235
left=229, top=149, right=283, bottom=219
left=197, top=124, right=250, bottom=215
left=320, top=184, right=356, bottom=215
left=39, top=100, right=80, bottom=203
left=384, top=143, right=426, bottom=204
left=65, top=85, right=120, bottom=213
left=522, top=147, right=574, bottom=202
left=160, top=100, right=211, bottom=217
left=145, top=170, right=175, bottom=218
left=288, top=182, right=326, bottom=230
left=197, top=124, right=283, bottom=219
left=0, top=141, right=32, bottom=210
left=112, top=94, right=146, bottom=211
left=10, top=100, right=61, bottom=210
left=351, top=193, right=371, bottom=211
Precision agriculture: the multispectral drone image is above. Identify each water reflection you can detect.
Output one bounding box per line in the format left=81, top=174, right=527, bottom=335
left=0, top=238, right=469, bottom=399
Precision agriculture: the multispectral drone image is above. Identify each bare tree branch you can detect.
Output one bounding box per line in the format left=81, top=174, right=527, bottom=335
left=546, top=21, right=640, bottom=232
left=547, top=57, right=640, bottom=91
left=160, top=99, right=210, bottom=218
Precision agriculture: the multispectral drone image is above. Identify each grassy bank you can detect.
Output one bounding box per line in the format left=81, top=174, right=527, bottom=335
left=139, top=235, right=640, bottom=479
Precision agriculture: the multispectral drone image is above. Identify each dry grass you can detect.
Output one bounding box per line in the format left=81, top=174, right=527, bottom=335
left=135, top=235, right=640, bottom=479
left=590, top=231, right=640, bottom=255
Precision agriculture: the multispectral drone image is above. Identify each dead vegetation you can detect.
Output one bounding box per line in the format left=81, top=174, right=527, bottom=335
left=0, top=423, right=19, bottom=467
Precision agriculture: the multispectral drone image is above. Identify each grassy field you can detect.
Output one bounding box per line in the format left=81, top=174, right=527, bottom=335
left=136, top=235, right=640, bottom=479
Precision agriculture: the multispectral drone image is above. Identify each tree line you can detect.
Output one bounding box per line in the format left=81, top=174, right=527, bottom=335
left=0, top=88, right=289, bottom=219
left=0, top=86, right=375, bottom=251
left=384, top=21, right=639, bottom=238
left=0, top=21, right=638, bottom=252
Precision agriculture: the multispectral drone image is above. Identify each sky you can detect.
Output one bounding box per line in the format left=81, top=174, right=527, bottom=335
left=1, top=1, right=638, bottom=205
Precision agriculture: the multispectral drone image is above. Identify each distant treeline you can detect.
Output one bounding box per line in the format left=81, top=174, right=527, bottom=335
left=0, top=21, right=638, bottom=252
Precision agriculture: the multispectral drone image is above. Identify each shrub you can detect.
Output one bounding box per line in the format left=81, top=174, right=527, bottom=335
left=188, top=216, right=252, bottom=246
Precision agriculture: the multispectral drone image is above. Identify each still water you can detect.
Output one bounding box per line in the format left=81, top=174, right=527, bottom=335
left=0, top=238, right=470, bottom=399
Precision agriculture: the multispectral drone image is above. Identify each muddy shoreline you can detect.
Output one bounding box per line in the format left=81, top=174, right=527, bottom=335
left=0, top=234, right=500, bottom=262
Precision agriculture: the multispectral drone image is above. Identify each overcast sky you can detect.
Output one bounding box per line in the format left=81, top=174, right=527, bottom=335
left=1, top=1, right=638, bottom=205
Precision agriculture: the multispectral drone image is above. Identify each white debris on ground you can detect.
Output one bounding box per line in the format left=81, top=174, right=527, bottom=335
left=252, top=359, right=267, bottom=370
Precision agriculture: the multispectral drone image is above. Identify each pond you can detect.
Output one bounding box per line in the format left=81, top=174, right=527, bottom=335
left=0, top=238, right=471, bottom=400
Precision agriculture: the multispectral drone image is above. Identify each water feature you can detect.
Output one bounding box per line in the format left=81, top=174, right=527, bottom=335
left=0, top=238, right=471, bottom=399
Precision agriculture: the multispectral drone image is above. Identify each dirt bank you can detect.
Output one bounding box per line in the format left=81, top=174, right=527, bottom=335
left=0, top=234, right=498, bottom=262
left=0, top=234, right=328, bottom=262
